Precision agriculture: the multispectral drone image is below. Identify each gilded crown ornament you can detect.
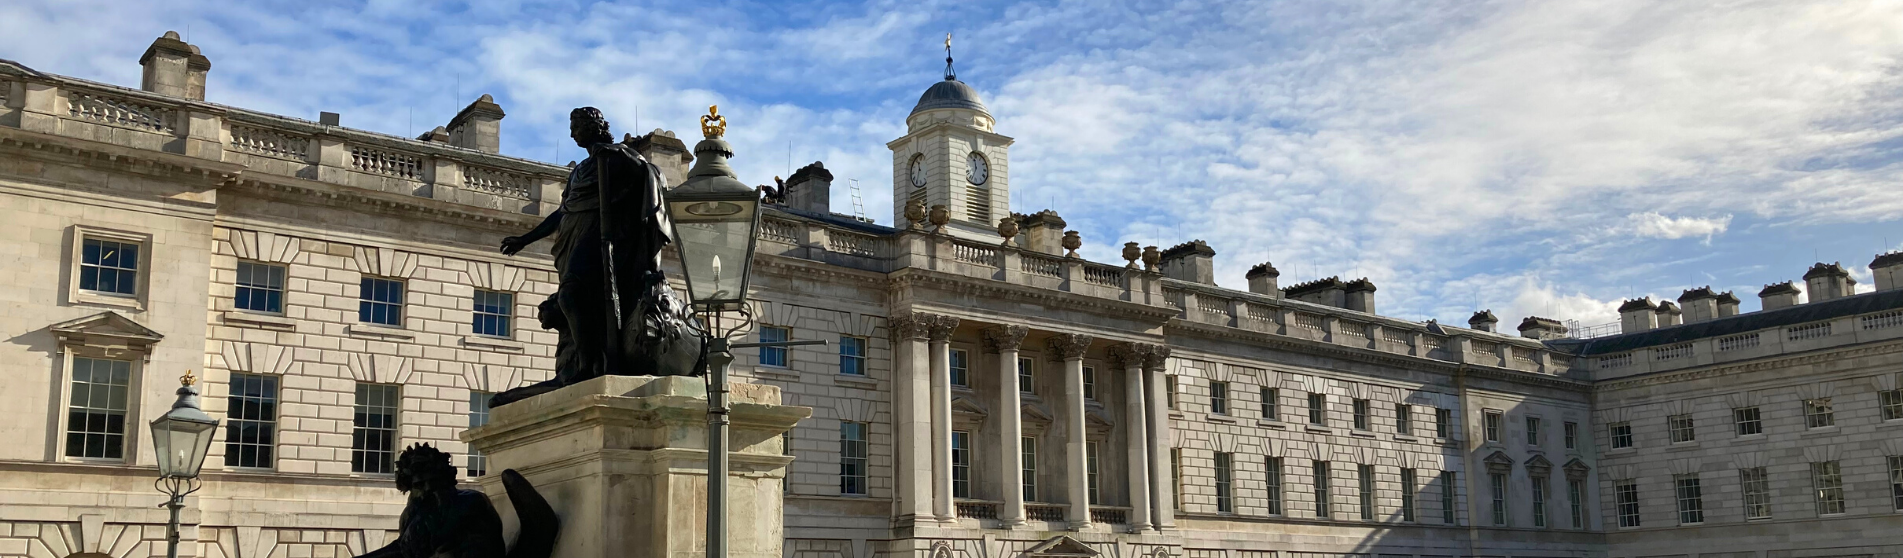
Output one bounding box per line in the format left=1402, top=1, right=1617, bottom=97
left=700, top=105, right=727, bottom=138
left=180, top=370, right=196, bottom=386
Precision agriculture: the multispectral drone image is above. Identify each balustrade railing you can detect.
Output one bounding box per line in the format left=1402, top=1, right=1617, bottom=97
left=828, top=230, right=886, bottom=257
left=1653, top=343, right=1693, bottom=361
left=1021, top=253, right=1063, bottom=278
left=462, top=165, right=531, bottom=199
left=759, top=217, right=800, bottom=245
left=1865, top=310, right=1903, bottom=331
left=1787, top=322, right=1832, bottom=341
left=1339, top=322, right=1369, bottom=341
left=67, top=90, right=174, bottom=132
left=1292, top=313, right=1324, bottom=331
left=1082, top=264, right=1122, bottom=286
left=1717, top=332, right=1760, bottom=352
left=350, top=145, right=422, bottom=179
left=951, top=241, right=998, bottom=267
left=229, top=124, right=310, bottom=160
left=1383, top=329, right=1414, bottom=346
left=1598, top=353, right=1633, bottom=369
left=1513, top=347, right=1538, bottom=363
left=1089, top=507, right=1129, bottom=524
left=1164, top=288, right=1186, bottom=310
left=1025, top=504, right=1066, bottom=522
left=955, top=501, right=997, bottom=519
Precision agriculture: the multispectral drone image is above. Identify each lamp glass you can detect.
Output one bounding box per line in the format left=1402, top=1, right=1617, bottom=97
left=151, top=414, right=218, bottom=478
left=668, top=197, right=758, bottom=308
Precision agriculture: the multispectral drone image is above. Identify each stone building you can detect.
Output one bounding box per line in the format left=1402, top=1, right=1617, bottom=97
left=1, top=32, right=1900, bottom=558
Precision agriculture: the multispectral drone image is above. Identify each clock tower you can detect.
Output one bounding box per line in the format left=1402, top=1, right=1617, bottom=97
left=888, top=38, right=1013, bottom=240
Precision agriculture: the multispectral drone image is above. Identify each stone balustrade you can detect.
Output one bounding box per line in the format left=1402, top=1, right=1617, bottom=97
left=1586, top=311, right=1903, bottom=380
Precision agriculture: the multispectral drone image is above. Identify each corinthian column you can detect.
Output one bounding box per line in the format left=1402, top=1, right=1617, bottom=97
left=1111, top=343, right=1155, bottom=532
left=985, top=325, right=1030, bottom=528
left=889, top=313, right=933, bottom=524
left=1049, top=333, right=1095, bottom=530
left=1146, top=345, right=1174, bottom=529
left=927, top=314, right=959, bottom=522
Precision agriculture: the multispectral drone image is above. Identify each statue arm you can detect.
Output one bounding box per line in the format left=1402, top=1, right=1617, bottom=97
left=501, top=210, right=563, bottom=256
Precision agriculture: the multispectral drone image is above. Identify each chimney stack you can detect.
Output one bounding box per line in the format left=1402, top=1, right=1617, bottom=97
left=1284, top=277, right=1347, bottom=308
left=1655, top=300, right=1682, bottom=327
left=1804, top=262, right=1855, bottom=302
left=1018, top=211, right=1068, bottom=256
left=140, top=31, right=210, bottom=100
left=1759, top=282, right=1801, bottom=310
left=1678, top=286, right=1719, bottom=324
left=447, top=94, right=505, bottom=153
left=1343, top=278, right=1376, bottom=314
left=1245, top=262, right=1281, bottom=298
left=1159, top=240, right=1216, bottom=285
left=1715, top=291, right=1741, bottom=317
left=1872, top=252, right=1903, bottom=292
left=1468, top=310, right=1499, bottom=333
left=1618, top=298, right=1659, bottom=334
left=1518, top=316, right=1568, bottom=340
left=780, top=161, right=833, bottom=215
left=629, top=129, right=692, bottom=187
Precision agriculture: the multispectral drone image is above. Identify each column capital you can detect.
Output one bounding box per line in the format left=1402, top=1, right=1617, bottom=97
left=1046, top=333, right=1093, bottom=360
left=1143, top=345, right=1172, bottom=371
left=926, top=315, right=959, bottom=342
left=983, top=324, right=1029, bottom=352
left=889, top=312, right=937, bottom=341
left=1109, top=342, right=1166, bottom=368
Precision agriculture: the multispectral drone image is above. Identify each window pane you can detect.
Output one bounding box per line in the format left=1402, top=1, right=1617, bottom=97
left=839, top=336, right=866, bottom=376
left=1214, top=452, right=1233, bottom=513
left=840, top=422, right=868, bottom=495
left=224, top=373, right=279, bottom=468
left=359, top=278, right=405, bottom=326
left=467, top=391, right=492, bottom=477
left=64, top=357, right=131, bottom=459
left=471, top=290, right=514, bottom=337
left=352, top=383, right=400, bottom=473
left=1265, top=457, right=1283, bottom=515
left=951, top=431, right=971, bottom=498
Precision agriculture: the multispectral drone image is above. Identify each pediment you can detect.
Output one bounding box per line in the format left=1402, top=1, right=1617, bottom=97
left=50, top=311, right=163, bottom=352
left=1022, top=402, right=1055, bottom=425
left=1023, top=536, right=1099, bottom=558
left=1524, top=454, right=1554, bottom=476
left=1483, top=450, right=1514, bottom=473
left=1086, top=407, right=1116, bottom=430
left=1563, top=457, right=1592, bottom=480
left=951, top=395, right=988, bottom=417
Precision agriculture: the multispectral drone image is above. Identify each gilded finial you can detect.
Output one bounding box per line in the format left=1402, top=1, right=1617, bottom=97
left=700, top=105, right=727, bottom=139
left=180, top=370, right=196, bottom=386
left=944, top=33, right=956, bottom=81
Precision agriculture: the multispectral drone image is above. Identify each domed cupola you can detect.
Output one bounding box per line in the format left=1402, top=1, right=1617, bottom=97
left=911, top=78, right=989, bottom=117
left=887, top=33, right=1014, bottom=242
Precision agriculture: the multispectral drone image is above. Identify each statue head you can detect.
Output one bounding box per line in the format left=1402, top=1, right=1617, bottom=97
left=569, top=107, right=613, bottom=148
left=394, top=442, right=459, bottom=496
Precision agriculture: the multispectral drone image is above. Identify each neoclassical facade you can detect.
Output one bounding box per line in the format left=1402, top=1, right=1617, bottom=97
left=1, top=33, right=1900, bottom=558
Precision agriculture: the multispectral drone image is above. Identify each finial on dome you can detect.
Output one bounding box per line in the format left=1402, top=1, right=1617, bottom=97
left=699, top=105, right=726, bottom=139
left=944, top=32, right=956, bottom=81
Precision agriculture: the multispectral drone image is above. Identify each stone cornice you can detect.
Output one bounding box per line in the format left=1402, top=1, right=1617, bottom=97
left=226, top=171, right=542, bottom=232
left=0, top=126, right=246, bottom=185
left=888, top=267, right=1180, bottom=323
left=1167, top=319, right=1591, bottom=393
left=1592, top=338, right=1903, bottom=392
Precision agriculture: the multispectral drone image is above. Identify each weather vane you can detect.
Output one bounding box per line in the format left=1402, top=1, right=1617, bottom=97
left=944, top=32, right=956, bottom=80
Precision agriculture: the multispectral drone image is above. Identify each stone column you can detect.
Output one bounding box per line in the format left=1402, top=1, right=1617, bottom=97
left=1146, top=346, right=1175, bottom=529
left=927, top=315, right=959, bottom=522
left=464, top=376, right=810, bottom=558
left=1049, top=333, right=1095, bottom=530
left=985, top=325, right=1030, bottom=528
left=890, top=313, right=935, bottom=525
left=1111, top=343, right=1154, bottom=532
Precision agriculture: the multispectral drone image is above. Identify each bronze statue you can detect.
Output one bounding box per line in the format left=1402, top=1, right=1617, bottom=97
left=492, top=107, right=703, bottom=407
left=353, top=444, right=557, bottom=558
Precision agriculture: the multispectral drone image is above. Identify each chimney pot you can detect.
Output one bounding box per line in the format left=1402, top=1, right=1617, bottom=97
left=1803, top=262, right=1855, bottom=302
left=1245, top=262, right=1280, bottom=298
left=1618, top=298, right=1659, bottom=333
left=139, top=31, right=211, bottom=100
left=1158, top=239, right=1216, bottom=285
left=1872, top=252, right=1903, bottom=292
left=1678, top=286, right=1719, bottom=324
left=629, top=130, right=693, bottom=187
left=1655, top=300, right=1682, bottom=327
left=1284, top=276, right=1347, bottom=308
left=1018, top=210, right=1069, bottom=256
left=1468, top=310, right=1499, bottom=332
left=1759, top=282, right=1801, bottom=310
left=1343, top=278, right=1377, bottom=314
left=1517, top=316, right=1568, bottom=340
left=780, top=161, right=834, bottom=215
left=447, top=94, right=506, bottom=154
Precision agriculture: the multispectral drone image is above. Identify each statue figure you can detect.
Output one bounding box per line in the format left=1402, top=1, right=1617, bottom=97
left=353, top=444, right=558, bottom=558
left=493, top=107, right=703, bottom=407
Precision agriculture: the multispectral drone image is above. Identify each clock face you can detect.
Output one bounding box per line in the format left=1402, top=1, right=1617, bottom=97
left=967, top=152, right=988, bottom=185
left=909, top=155, right=927, bottom=188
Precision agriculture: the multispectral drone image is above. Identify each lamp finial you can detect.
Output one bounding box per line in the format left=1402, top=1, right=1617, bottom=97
left=700, top=105, right=727, bottom=139
left=180, top=370, right=196, bottom=387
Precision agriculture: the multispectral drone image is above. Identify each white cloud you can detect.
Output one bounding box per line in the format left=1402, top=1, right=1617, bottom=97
left=1623, top=212, right=1733, bottom=241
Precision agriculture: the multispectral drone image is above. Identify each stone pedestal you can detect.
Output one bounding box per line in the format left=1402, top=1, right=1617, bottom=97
left=464, top=375, right=810, bottom=558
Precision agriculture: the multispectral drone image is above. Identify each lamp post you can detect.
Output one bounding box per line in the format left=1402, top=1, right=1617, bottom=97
left=150, top=371, right=220, bottom=558
left=667, top=106, right=824, bottom=558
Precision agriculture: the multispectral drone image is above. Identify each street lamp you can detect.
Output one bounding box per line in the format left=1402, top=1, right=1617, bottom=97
left=150, top=371, right=219, bottom=558
left=667, top=106, right=823, bottom=558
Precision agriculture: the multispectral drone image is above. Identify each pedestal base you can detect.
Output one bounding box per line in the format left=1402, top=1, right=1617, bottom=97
left=465, top=375, right=810, bottom=558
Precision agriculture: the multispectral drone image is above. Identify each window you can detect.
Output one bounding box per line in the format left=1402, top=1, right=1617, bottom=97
left=1610, top=421, right=1633, bottom=449
left=840, top=422, right=869, bottom=495
left=1882, top=389, right=1903, bottom=421
left=1020, top=358, right=1035, bottom=394
left=1169, top=448, right=1181, bottom=509
left=1568, top=479, right=1585, bottom=529
left=1805, top=398, right=1835, bottom=428
left=949, top=349, right=969, bottom=386
left=1358, top=464, right=1375, bottom=520
left=1400, top=468, right=1417, bottom=522
left=65, top=357, right=131, bottom=459
left=1314, top=461, right=1332, bottom=518
left=1352, top=399, right=1370, bottom=430
left=1023, top=437, right=1039, bottom=502
left=467, top=391, right=491, bottom=477
left=1088, top=441, right=1102, bottom=505
left=1082, top=366, right=1096, bottom=400
left=1440, top=471, right=1457, bottom=524
left=1265, top=456, right=1284, bottom=515
left=352, top=383, right=400, bottom=474
left=224, top=373, right=278, bottom=469
left=1532, top=477, right=1548, bottom=528
left=1669, top=414, right=1696, bottom=443
left=1489, top=473, right=1507, bottom=526
left=1210, top=381, right=1229, bottom=415
left=1564, top=421, right=1578, bottom=449
left=1675, top=475, right=1704, bottom=524
left=1735, top=407, right=1763, bottom=435
left=838, top=336, right=866, bottom=376
left=359, top=277, right=404, bottom=326
left=1436, top=408, right=1451, bottom=438
left=1741, top=467, right=1772, bottom=519
left=1526, top=417, right=1542, bottom=446
left=1616, top=481, right=1641, bottom=527
left=952, top=430, right=971, bottom=498
left=1165, top=375, right=1178, bottom=408
left=759, top=326, right=789, bottom=368
left=1308, top=393, right=1327, bottom=425
left=1483, top=411, right=1502, bottom=442
left=234, top=261, right=286, bottom=313
left=1261, top=387, right=1279, bottom=421
left=79, top=237, right=140, bottom=296
left=1396, top=404, right=1412, bottom=435
left=466, top=290, right=513, bottom=338
left=1812, top=461, right=1845, bottom=515
left=1889, top=456, right=1903, bottom=511
left=1215, top=452, right=1234, bottom=513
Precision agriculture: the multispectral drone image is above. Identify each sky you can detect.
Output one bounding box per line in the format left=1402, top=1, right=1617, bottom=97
left=6, top=0, right=1903, bottom=330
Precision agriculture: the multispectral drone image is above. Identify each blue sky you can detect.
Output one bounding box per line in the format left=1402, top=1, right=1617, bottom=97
left=7, top=0, right=1903, bottom=328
